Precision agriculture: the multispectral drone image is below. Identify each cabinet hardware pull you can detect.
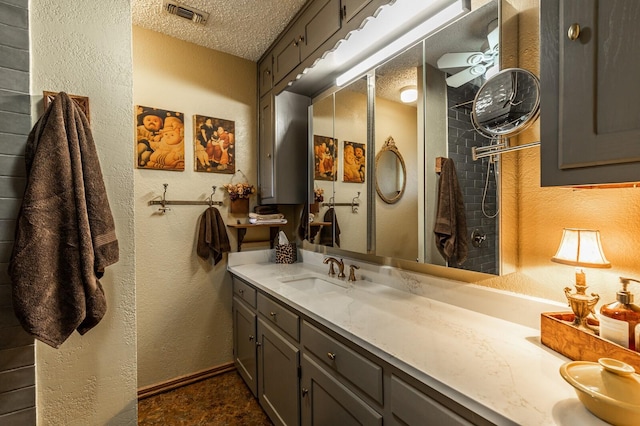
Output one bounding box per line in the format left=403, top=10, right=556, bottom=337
left=238, top=289, right=244, bottom=295
left=256, top=342, right=262, bottom=347
left=327, top=352, right=336, bottom=360
left=302, top=387, right=309, bottom=397
left=267, top=153, right=272, bottom=159
left=249, top=335, right=254, bottom=341
left=568, top=23, right=580, bottom=41
left=270, top=311, right=277, bottom=317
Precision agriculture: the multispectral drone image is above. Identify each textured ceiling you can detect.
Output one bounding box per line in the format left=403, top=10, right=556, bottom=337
left=131, top=0, right=308, bottom=61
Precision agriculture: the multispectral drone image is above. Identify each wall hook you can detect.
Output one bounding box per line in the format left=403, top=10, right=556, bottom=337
left=352, top=192, right=361, bottom=214
left=208, top=185, right=217, bottom=207
left=159, top=183, right=171, bottom=214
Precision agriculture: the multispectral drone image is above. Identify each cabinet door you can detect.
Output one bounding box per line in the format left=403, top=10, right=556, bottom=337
left=233, top=298, right=257, bottom=397
left=300, top=0, right=342, bottom=60
left=541, top=0, right=640, bottom=186
left=259, top=93, right=275, bottom=201
left=258, top=318, right=300, bottom=426
left=259, top=56, right=273, bottom=98
left=301, top=354, right=382, bottom=426
left=273, top=24, right=303, bottom=84
left=341, top=0, right=371, bottom=23
left=389, top=375, right=474, bottom=426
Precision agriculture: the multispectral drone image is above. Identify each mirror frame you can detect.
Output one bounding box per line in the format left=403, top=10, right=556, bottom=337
left=375, top=136, right=406, bottom=204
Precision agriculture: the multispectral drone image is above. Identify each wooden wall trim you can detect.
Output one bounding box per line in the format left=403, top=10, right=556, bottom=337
left=137, top=362, right=236, bottom=400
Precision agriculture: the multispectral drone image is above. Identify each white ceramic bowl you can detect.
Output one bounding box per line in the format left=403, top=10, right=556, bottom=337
left=559, top=358, right=640, bottom=426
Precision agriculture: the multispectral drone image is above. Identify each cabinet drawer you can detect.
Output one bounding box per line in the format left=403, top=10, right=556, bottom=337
left=390, top=375, right=473, bottom=426
left=233, top=278, right=256, bottom=308
left=301, top=320, right=383, bottom=404
left=257, top=293, right=299, bottom=341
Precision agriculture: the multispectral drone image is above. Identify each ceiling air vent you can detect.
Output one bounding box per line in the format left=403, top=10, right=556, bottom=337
left=162, top=1, right=209, bottom=25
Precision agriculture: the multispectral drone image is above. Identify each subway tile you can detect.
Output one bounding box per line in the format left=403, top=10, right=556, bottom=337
left=0, top=46, right=28, bottom=72
left=0, top=265, right=10, bottom=284
left=0, top=177, right=24, bottom=198
left=0, top=90, right=30, bottom=114
left=0, top=24, right=27, bottom=52
left=0, top=110, right=30, bottom=135
left=0, top=200, right=21, bottom=220
left=0, top=242, right=12, bottom=263
left=0, top=134, right=27, bottom=156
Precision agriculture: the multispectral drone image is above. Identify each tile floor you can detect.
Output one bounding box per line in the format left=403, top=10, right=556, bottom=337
left=138, top=371, right=273, bottom=425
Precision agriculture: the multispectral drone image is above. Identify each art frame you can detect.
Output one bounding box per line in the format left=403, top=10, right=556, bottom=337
left=193, top=115, right=235, bottom=174
left=313, top=135, right=337, bottom=181
left=343, top=140, right=366, bottom=183
left=135, top=105, right=185, bottom=171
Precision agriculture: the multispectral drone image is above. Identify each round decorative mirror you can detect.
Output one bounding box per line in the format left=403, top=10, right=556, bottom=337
left=375, top=136, right=406, bottom=204
left=471, top=68, right=540, bottom=138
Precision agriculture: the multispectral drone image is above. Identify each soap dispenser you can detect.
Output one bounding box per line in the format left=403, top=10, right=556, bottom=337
left=599, top=277, right=640, bottom=351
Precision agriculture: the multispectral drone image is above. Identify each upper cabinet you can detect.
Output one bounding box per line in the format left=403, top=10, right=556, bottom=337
left=259, top=57, right=273, bottom=98
left=273, top=0, right=343, bottom=84
left=540, top=0, right=640, bottom=186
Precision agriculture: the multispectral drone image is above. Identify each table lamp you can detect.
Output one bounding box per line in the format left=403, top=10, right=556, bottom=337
left=551, top=228, right=611, bottom=333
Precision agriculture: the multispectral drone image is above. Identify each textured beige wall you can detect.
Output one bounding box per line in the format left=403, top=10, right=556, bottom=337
left=30, top=0, right=137, bottom=424
left=132, top=27, right=257, bottom=388
left=479, top=0, right=640, bottom=310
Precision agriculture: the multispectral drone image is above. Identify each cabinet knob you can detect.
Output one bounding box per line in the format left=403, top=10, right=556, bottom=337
left=327, top=352, right=336, bottom=361
left=238, top=289, right=244, bottom=295
left=302, top=387, right=309, bottom=397
left=256, top=342, right=262, bottom=347
left=567, top=23, right=581, bottom=41
left=270, top=311, right=277, bottom=317
left=249, top=335, right=254, bottom=341
left=267, top=153, right=272, bottom=159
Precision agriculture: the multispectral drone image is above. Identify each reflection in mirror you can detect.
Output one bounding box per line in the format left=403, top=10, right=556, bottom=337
left=375, top=136, right=406, bottom=204
left=307, top=0, right=503, bottom=275
left=308, top=77, right=368, bottom=251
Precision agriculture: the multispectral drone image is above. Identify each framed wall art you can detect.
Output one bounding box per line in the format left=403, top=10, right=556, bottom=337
left=193, top=115, right=235, bottom=173
left=313, top=135, right=337, bottom=181
left=136, top=105, right=185, bottom=171
left=343, top=141, right=365, bottom=183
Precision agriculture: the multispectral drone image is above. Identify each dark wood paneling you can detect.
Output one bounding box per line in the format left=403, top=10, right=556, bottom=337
left=0, top=387, right=35, bottom=416
left=0, top=346, right=33, bottom=371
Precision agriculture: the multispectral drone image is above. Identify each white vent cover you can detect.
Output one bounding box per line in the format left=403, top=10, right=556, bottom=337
left=162, top=1, right=209, bottom=25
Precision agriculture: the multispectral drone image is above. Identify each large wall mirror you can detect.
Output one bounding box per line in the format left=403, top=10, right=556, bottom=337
left=306, top=0, right=515, bottom=276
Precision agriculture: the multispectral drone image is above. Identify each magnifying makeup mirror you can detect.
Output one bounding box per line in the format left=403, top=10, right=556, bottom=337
left=471, top=68, right=540, bottom=138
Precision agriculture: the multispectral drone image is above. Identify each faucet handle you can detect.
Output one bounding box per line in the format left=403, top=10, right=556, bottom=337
left=324, top=257, right=336, bottom=275
left=348, top=264, right=360, bottom=282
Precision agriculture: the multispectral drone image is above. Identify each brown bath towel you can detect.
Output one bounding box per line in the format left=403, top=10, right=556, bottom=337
left=197, top=207, right=230, bottom=265
left=434, top=158, right=468, bottom=264
left=8, top=92, right=119, bottom=348
left=319, top=208, right=340, bottom=247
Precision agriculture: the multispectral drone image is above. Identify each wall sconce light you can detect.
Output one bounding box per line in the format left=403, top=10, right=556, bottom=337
left=551, top=228, right=611, bottom=334
left=400, top=86, right=418, bottom=103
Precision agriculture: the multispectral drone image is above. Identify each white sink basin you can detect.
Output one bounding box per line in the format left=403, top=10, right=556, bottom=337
left=279, top=273, right=348, bottom=293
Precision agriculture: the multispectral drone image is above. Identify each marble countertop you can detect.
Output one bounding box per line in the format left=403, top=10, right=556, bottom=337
left=227, top=250, right=609, bottom=426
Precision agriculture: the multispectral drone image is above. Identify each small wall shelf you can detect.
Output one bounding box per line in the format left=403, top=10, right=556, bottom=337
left=227, top=223, right=284, bottom=252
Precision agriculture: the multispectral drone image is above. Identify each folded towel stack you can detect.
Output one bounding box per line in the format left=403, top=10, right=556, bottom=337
left=248, top=212, right=287, bottom=225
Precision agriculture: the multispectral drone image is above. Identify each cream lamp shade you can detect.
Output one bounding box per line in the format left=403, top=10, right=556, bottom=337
left=551, top=228, right=611, bottom=269
left=551, top=228, right=610, bottom=334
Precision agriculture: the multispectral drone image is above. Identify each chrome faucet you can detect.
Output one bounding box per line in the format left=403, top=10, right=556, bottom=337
left=323, top=257, right=345, bottom=278
left=348, top=264, right=360, bottom=282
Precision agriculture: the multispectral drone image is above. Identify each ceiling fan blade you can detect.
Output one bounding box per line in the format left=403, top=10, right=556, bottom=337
left=487, top=26, right=499, bottom=52
left=446, top=67, right=483, bottom=88
left=437, top=52, right=483, bottom=69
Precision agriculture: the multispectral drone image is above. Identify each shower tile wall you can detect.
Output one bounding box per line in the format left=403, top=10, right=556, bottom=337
left=0, top=0, right=36, bottom=424
left=447, top=84, right=498, bottom=275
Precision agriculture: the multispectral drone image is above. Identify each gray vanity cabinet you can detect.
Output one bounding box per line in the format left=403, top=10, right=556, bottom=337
left=232, top=297, right=258, bottom=397
left=259, top=58, right=273, bottom=98
left=300, top=354, right=383, bottom=426
left=257, top=318, right=300, bottom=426
left=341, top=0, right=373, bottom=23
left=540, top=0, right=640, bottom=186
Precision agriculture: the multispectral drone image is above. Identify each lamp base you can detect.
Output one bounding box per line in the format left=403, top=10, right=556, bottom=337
left=564, top=284, right=600, bottom=335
